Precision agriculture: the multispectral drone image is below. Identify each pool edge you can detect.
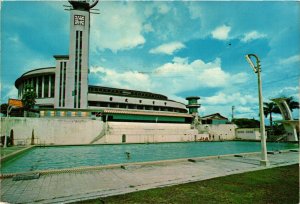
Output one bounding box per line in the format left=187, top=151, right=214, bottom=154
left=1, top=146, right=35, bottom=163
left=1, top=148, right=298, bottom=179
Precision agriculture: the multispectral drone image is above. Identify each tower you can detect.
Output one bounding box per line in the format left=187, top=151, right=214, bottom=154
left=56, top=0, right=98, bottom=109
left=186, top=96, right=201, bottom=124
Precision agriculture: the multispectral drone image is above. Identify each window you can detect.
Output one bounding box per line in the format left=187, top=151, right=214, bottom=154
left=139, top=100, right=142, bottom=103
left=119, top=104, right=126, bottom=109
left=50, top=75, right=55, bottom=97
left=33, top=77, right=37, bottom=95
left=38, top=77, right=42, bottom=98
left=125, top=98, right=128, bottom=102
left=44, top=75, right=49, bottom=98
left=110, top=97, right=113, bottom=101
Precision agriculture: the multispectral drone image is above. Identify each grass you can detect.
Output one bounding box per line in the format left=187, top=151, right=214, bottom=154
left=76, top=164, right=299, bottom=204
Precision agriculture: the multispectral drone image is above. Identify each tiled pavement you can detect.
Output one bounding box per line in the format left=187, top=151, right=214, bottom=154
left=1, top=151, right=298, bottom=204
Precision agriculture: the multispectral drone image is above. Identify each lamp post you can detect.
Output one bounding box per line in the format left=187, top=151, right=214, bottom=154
left=245, top=54, right=269, bottom=166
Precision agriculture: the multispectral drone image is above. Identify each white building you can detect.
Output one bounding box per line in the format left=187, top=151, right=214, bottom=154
left=235, top=128, right=262, bottom=141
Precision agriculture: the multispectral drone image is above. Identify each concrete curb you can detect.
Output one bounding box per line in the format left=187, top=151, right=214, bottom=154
left=1, top=148, right=298, bottom=179
left=0, top=145, right=35, bottom=162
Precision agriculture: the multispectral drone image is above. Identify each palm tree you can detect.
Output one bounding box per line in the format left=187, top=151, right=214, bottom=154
left=263, top=102, right=280, bottom=127
left=285, top=96, right=299, bottom=112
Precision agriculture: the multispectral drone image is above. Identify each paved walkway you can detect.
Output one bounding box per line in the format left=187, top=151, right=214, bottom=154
left=1, top=151, right=299, bottom=204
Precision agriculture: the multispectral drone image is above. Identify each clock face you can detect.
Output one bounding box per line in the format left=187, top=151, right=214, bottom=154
left=74, top=15, right=85, bottom=26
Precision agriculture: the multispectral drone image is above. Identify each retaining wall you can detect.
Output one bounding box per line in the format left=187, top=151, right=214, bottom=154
left=198, top=124, right=237, bottom=141
left=95, top=122, right=209, bottom=144
left=0, top=117, right=104, bottom=145
left=1, top=118, right=237, bottom=145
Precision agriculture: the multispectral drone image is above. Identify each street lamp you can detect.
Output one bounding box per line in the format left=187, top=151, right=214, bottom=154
left=245, top=54, right=269, bottom=167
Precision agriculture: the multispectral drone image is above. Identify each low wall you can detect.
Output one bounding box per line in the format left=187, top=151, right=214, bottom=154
left=198, top=124, right=237, bottom=141
left=236, top=128, right=261, bottom=140
left=1, top=118, right=228, bottom=145
left=96, top=122, right=209, bottom=144
left=0, top=117, right=104, bottom=145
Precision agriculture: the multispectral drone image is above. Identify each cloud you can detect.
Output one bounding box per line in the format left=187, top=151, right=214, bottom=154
left=90, top=57, right=249, bottom=102
left=272, top=86, right=299, bottom=100
left=279, top=54, right=300, bottom=65
left=91, top=2, right=145, bottom=52
left=143, top=23, right=154, bottom=33
left=241, top=31, right=267, bottom=42
left=211, top=25, right=231, bottom=40
left=90, top=66, right=152, bottom=91
left=149, top=42, right=185, bottom=55
left=202, top=92, right=257, bottom=106
left=0, top=83, right=18, bottom=103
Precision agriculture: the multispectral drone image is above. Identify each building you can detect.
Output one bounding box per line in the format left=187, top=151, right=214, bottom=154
left=201, top=113, right=229, bottom=125
left=13, top=0, right=196, bottom=124
left=235, top=128, right=262, bottom=141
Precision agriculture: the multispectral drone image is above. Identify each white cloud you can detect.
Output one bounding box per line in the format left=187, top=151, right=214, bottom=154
left=90, top=66, right=151, bottom=91
left=202, top=92, right=257, bottom=106
left=272, top=86, right=299, bottom=100
left=279, top=54, right=300, bottom=65
left=241, top=31, right=267, bottom=42
left=143, top=23, right=154, bottom=33
left=235, top=106, right=253, bottom=114
left=211, top=25, right=231, bottom=40
left=0, top=83, right=18, bottom=103
left=90, top=57, right=248, bottom=101
left=91, top=2, right=145, bottom=52
left=149, top=42, right=185, bottom=55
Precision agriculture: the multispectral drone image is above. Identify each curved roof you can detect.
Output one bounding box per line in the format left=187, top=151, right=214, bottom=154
left=103, top=109, right=192, bottom=118
left=15, top=67, right=55, bottom=88
left=88, top=85, right=168, bottom=100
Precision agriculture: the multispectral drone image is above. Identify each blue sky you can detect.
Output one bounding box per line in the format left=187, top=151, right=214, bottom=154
left=1, top=1, right=299, bottom=122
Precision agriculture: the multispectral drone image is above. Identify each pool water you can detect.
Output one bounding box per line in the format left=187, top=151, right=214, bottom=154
left=1, top=141, right=298, bottom=174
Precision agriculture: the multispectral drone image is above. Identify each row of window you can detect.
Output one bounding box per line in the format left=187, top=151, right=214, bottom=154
left=88, top=86, right=167, bottom=100
left=88, top=101, right=187, bottom=113
left=108, top=97, right=168, bottom=106
left=74, top=30, right=83, bottom=108
left=19, top=75, right=55, bottom=99
left=59, top=61, right=67, bottom=107
left=237, top=131, right=254, bottom=134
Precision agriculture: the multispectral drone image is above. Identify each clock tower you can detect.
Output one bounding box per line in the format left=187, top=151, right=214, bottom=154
left=55, top=0, right=98, bottom=109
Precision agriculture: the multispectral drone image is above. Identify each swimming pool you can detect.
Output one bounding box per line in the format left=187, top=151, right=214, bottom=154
left=1, top=141, right=298, bottom=174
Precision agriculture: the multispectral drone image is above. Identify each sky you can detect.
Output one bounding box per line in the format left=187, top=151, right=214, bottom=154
left=1, top=1, right=299, bottom=122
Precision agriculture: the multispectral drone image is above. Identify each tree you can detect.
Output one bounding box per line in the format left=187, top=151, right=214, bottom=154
left=22, top=85, right=36, bottom=117
left=232, top=118, right=260, bottom=128
left=0, top=103, right=8, bottom=116
left=285, top=96, right=299, bottom=112
left=263, top=102, right=280, bottom=127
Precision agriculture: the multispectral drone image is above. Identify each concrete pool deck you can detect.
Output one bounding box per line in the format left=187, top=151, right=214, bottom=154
left=1, top=150, right=299, bottom=203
